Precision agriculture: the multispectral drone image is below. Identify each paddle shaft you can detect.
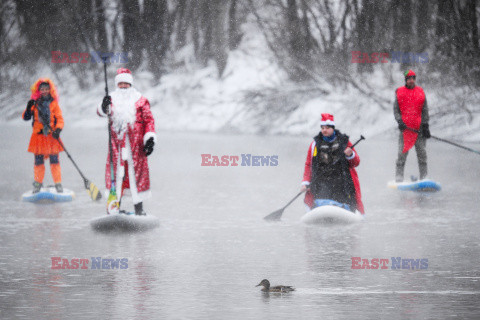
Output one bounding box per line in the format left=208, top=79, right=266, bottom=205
left=56, top=138, right=89, bottom=185
left=350, top=135, right=365, bottom=149
left=332, top=135, right=365, bottom=165
left=37, top=116, right=90, bottom=186
left=281, top=190, right=305, bottom=210
left=103, top=56, right=125, bottom=211
left=103, top=57, right=109, bottom=97
left=102, top=57, right=116, bottom=190
left=264, top=190, right=305, bottom=220
left=406, top=127, right=480, bottom=155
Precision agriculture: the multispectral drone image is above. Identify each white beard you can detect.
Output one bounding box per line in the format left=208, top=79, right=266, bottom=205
left=111, top=87, right=142, bottom=136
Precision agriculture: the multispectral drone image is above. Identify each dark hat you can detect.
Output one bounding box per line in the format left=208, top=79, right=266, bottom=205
left=39, top=82, right=50, bottom=89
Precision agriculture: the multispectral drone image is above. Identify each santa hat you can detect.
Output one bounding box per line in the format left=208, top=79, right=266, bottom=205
left=320, top=113, right=335, bottom=126
left=404, top=69, right=416, bottom=78
left=115, top=68, right=133, bottom=86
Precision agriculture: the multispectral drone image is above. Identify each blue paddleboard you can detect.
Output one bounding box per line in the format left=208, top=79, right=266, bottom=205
left=388, top=179, right=441, bottom=192
left=22, top=186, right=75, bottom=203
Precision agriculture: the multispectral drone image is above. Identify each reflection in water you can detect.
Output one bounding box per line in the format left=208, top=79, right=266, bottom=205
left=31, top=205, right=64, bottom=319
left=396, top=191, right=440, bottom=210
left=1, top=126, right=480, bottom=319
left=303, top=224, right=362, bottom=285
left=260, top=290, right=294, bottom=304
left=133, top=235, right=160, bottom=319
left=33, top=204, right=63, bottom=251
left=32, top=272, right=64, bottom=319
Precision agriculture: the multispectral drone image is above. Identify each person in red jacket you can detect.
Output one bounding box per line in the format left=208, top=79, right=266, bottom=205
left=394, top=69, right=430, bottom=182
left=98, top=68, right=156, bottom=216
left=301, top=113, right=364, bottom=214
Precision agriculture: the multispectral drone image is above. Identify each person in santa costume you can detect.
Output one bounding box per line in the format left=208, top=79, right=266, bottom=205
left=393, top=69, right=430, bottom=182
left=98, top=68, right=156, bottom=215
left=22, top=78, right=64, bottom=193
left=301, top=113, right=364, bottom=214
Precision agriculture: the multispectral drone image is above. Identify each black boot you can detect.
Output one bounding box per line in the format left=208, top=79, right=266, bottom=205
left=55, top=183, right=63, bottom=193
left=134, top=202, right=146, bottom=216
left=33, top=181, right=42, bottom=193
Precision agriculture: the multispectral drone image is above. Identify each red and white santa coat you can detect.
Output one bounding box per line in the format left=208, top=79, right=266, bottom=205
left=97, top=89, right=156, bottom=204
left=302, top=140, right=364, bottom=214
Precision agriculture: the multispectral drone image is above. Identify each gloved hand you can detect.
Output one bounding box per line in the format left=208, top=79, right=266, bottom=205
left=102, top=96, right=112, bottom=114
left=421, top=123, right=431, bottom=139
left=143, top=137, right=154, bottom=156
left=52, top=128, right=62, bottom=139
left=398, top=121, right=407, bottom=131
left=26, top=99, right=35, bottom=113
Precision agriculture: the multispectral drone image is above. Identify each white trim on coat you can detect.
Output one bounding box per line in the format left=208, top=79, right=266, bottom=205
left=143, top=131, right=157, bottom=145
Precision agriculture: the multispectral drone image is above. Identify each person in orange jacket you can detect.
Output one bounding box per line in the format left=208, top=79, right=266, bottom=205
left=22, top=78, right=64, bottom=193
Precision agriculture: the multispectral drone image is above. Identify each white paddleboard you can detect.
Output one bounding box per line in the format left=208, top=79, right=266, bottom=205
left=301, top=205, right=364, bottom=225
left=22, top=186, right=75, bottom=203
left=387, top=179, right=441, bottom=192
left=90, top=212, right=160, bottom=232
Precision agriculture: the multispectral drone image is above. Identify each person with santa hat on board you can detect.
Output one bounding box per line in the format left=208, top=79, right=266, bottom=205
left=301, top=113, right=364, bottom=214
left=98, top=68, right=156, bottom=215
left=393, top=69, right=430, bottom=182
left=22, top=78, right=65, bottom=194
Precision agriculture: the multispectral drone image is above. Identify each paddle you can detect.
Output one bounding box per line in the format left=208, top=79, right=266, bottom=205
left=264, top=190, right=305, bottom=221
left=102, top=55, right=120, bottom=214
left=55, top=137, right=102, bottom=201
left=351, top=135, right=365, bottom=148
left=406, top=127, right=480, bottom=155
left=332, top=135, right=366, bottom=165
left=37, top=110, right=102, bottom=201
left=264, top=135, right=366, bottom=221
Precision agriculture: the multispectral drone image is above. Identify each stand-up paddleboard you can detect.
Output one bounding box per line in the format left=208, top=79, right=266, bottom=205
left=90, top=211, right=160, bottom=232
left=22, top=186, right=75, bottom=203
left=301, top=203, right=364, bottom=225
left=388, top=179, right=441, bottom=192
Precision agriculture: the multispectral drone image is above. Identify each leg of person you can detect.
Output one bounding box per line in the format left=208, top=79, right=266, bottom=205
left=50, top=154, right=63, bottom=193
left=33, top=154, right=45, bottom=193
left=331, top=176, right=348, bottom=205
left=121, top=161, right=129, bottom=200
left=124, top=159, right=146, bottom=216
left=415, top=136, right=428, bottom=180
left=311, top=180, right=329, bottom=202
left=134, top=202, right=146, bottom=216
left=395, top=132, right=408, bottom=182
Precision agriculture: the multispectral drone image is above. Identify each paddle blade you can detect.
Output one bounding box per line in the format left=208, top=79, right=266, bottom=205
left=264, top=208, right=284, bottom=221
left=107, top=189, right=119, bottom=214
left=86, top=181, right=102, bottom=201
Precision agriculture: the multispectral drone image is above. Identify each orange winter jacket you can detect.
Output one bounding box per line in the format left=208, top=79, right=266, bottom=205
left=22, top=78, right=64, bottom=155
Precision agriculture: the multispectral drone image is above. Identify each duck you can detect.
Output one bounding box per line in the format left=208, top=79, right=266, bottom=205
left=256, top=279, right=295, bottom=293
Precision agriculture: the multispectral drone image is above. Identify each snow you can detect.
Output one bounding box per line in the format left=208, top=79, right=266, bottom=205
left=2, top=21, right=480, bottom=146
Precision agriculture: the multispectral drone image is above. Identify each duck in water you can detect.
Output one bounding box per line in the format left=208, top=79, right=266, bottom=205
left=256, top=279, right=295, bottom=292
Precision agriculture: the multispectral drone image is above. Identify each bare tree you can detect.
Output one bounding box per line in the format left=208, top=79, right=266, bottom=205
left=121, top=0, right=142, bottom=70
